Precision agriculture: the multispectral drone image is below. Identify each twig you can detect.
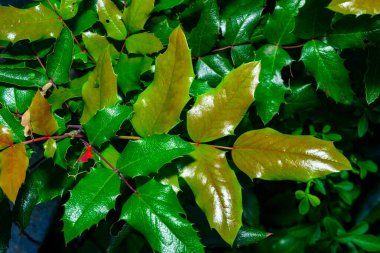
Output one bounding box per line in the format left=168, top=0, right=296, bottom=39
left=115, top=135, right=142, bottom=140
left=281, top=43, right=305, bottom=49
left=190, top=142, right=235, bottom=151
left=22, top=133, right=83, bottom=145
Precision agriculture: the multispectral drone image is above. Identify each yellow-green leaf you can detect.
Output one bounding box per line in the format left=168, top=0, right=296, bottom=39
left=82, top=32, right=119, bottom=61
left=187, top=62, right=260, bottom=142
left=81, top=49, right=118, bottom=123
left=96, top=0, right=127, bottom=40
left=328, top=0, right=380, bottom=16
left=0, top=144, right=28, bottom=203
left=29, top=92, right=59, bottom=136
left=125, top=33, right=163, bottom=54
left=131, top=27, right=193, bottom=137
left=0, top=4, right=62, bottom=43
left=232, top=128, right=352, bottom=182
left=0, top=124, right=13, bottom=150
left=43, top=139, right=57, bottom=158
left=59, top=0, right=84, bottom=20
left=123, top=0, right=155, bottom=34
left=181, top=144, right=242, bottom=245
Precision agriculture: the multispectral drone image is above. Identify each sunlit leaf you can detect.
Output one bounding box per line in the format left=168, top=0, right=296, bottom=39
left=123, top=0, right=154, bottom=34
left=43, top=139, right=57, bottom=158
left=120, top=180, right=204, bottom=252
left=125, top=32, right=163, bottom=54
left=0, top=68, right=48, bottom=88
left=365, top=46, right=380, bottom=104
left=96, top=0, right=127, bottom=40
left=82, top=31, right=119, bottom=61
left=0, top=4, right=62, bottom=43
left=181, top=145, right=242, bottom=245
left=232, top=128, right=352, bottom=182
left=328, top=0, right=380, bottom=16
left=117, top=134, right=194, bottom=177
left=0, top=125, right=13, bottom=150
left=0, top=144, right=28, bottom=203
left=187, top=61, right=260, bottom=142
left=59, top=0, right=84, bottom=20
left=29, top=92, right=59, bottom=136
left=131, top=27, right=193, bottom=137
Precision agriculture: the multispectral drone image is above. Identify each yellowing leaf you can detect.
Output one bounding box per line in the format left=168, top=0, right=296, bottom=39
left=187, top=62, right=261, bottom=142
left=328, top=0, right=380, bottom=16
left=125, top=33, right=163, bottom=54
left=131, top=27, right=193, bottom=137
left=181, top=144, right=242, bottom=245
left=29, top=92, right=58, bottom=136
left=123, top=0, right=155, bottom=34
left=81, top=49, right=119, bottom=123
left=232, top=128, right=352, bottom=182
left=0, top=144, right=28, bottom=203
left=82, top=32, right=119, bottom=61
left=0, top=4, right=62, bottom=43
left=96, top=0, right=127, bottom=40
left=0, top=124, right=13, bottom=150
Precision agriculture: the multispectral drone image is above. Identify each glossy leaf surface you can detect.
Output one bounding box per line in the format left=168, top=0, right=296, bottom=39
left=0, top=107, right=24, bottom=143
left=232, top=128, right=352, bottom=182
left=181, top=145, right=242, bottom=245
left=365, top=46, right=380, bottom=104
left=0, top=4, right=62, bottom=43
left=96, top=0, right=127, bottom=40
left=131, top=27, right=193, bottom=137
left=328, top=0, right=380, bottom=16
left=46, top=27, right=74, bottom=84
left=120, top=180, right=204, bottom=253
left=82, top=32, right=119, bottom=61
left=254, top=45, right=292, bottom=124
left=0, top=144, right=28, bottom=203
left=54, top=138, right=71, bottom=168
left=125, top=33, right=164, bottom=54
left=0, top=125, right=13, bottom=150
left=117, top=134, right=194, bottom=177
left=29, top=92, right=58, bottom=136
left=84, top=105, right=133, bottom=147
left=155, top=0, right=184, bottom=12
left=59, top=0, right=84, bottom=20
left=43, top=139, right=57, bottom=158
left=196, top=54, right=233, bottom=87
left=124, top=0, right=154, bottom=33
left=187, top=61, right=260, bottom=142
left=0, top=86, right=34, bottom=114
left=0, top=68, right=48, bottom=88
left=301, top=40, right=353, bottom=104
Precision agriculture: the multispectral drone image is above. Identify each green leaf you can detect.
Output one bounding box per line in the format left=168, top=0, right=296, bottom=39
left=43, top=139, right=57, bottom=158
left=307, top=194, right=320, bottom=207
left=254, top=45, right=292, bottom=124
left=81, top=49, right=119, bottom=123
left=365, top=46, right=380, bottom=104
left=298, top=197, right=310, bottom=215
left=54, top=138, right=71, bottom=168
left=82, top=31, right=119, bottom=61
left=187, top=61, right=261, bottom=142
left=326, top=16, right=380, bottom=49
left=0, top=200, right=11, bottom=252
left=117, top=134, right=194, bottom=177
left=123, top=0, right=154, bottom=34
left=234, top=227, right=271, bottom=247
left=155, top=0, right=184, bottom=12
left=84, top=105, right=133, bottom=147
left=125, top=33, right=163, bottom=54
left=263, top=0, right=305, bottom=45
left=301, top=40, right=353, bottom=104
left=293, top=0, right=334, bottom=39
left=221, top=0, right=264, bottom=45
left=0, top=86, right=34, bottom=114
left=115, top=53, right=152, bottom=94
left=358, top=115, right=368, bottom=137
left=284, top=84, right=319, bottom=116
left=0, top=68, right=48, bottom=88
left=188, top=0, right=219, bottom=57
left=131, top=27, right=193, bottom=137
left=232, top=128, right=352, bottom=182
left=0, top=4, right=62, bottom=43
left=196, top=54, right=233, bottom=87
left=231, top=45, right=256, bottom=66
left=96, top=0, right=127, bottom=40
left=328, top=0, right=380, bottom=16
left=0, top=107, right=24, bottom=143
left=181, top=145, right=242, bottom=245
left=120, top=180, right=204, bottom=253
left=352, top=235, right=380, bottom=252
left=63, top=165, right=120, bottom=243
left=69, top=9, right=98, bottom=36
left=46, top=27, right=74, bottom=84
left=295, top=190, right=305, bottom=200
left=59, top=0, right=84, bottom=20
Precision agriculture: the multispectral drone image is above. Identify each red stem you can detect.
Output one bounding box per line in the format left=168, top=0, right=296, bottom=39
left=22, top=133, right=83, bottom=145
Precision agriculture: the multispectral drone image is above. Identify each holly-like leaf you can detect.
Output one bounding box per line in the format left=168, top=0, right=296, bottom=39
left=43, top=139, right=57, bottom=158
left=0, top=125, right=13, bottom=150
left=115, top=53, right=152, bottom=94
left=81, top=49, right=118, bottom=123
left=0, top=86, right=34, bottom=114
left=155, top=0, right=184, bottom=12
left=187, top=61, right=260, bottom=143
left=221, top=0, right=264, bottom=45
left=131, top=27, right=193, bottom=137
left=63, top=165, right=120, bottom=243
left=196, top=54, right=233, bottom=87
left=117, top=134, right=194, bottom=177
left=125, top=33, right=164, bottom=54
left=188, top=0, right=219, bottom=57
left=82, top=32, right=119, bottom=61
left=29, top=92, right=59, bottom=136
left=123, top=0, right=155, bottom=34
left=301, top=40, right=353, bottom=104
left=0, top=107, right=24, bottom=143
left=0, top=4, right=62, bottom=43
left=0, top=68, right=48, bottom=88
left=328, top=0, right=380, bottom=16
left=263, top=0, right=305, bottom=45
left=84, top=105, right=133, bottom=147
left=181, top=145, right=242, bottom=245
left=232, top=128, right=352, bottom=182
left=0, top=144, right=28, bottom=203
left=365, top=46, right=380, bottom=104
left=59, top=0, right=84, bottom=20
left=96, top=0, right=127, bottom=40
left=46, top=27, right=74, bottom=84
left=54, top=138, right=71, bottom=168
left=254, top=45, right=293, bottom=124
left=120, top=180, right=204, bottom=253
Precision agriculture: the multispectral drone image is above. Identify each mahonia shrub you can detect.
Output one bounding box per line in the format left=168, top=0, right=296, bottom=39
left=0, top=0, right=380, bottom=252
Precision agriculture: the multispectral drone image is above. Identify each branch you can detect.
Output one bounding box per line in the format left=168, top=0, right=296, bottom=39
left=22, top=133, right=83, bottom=145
